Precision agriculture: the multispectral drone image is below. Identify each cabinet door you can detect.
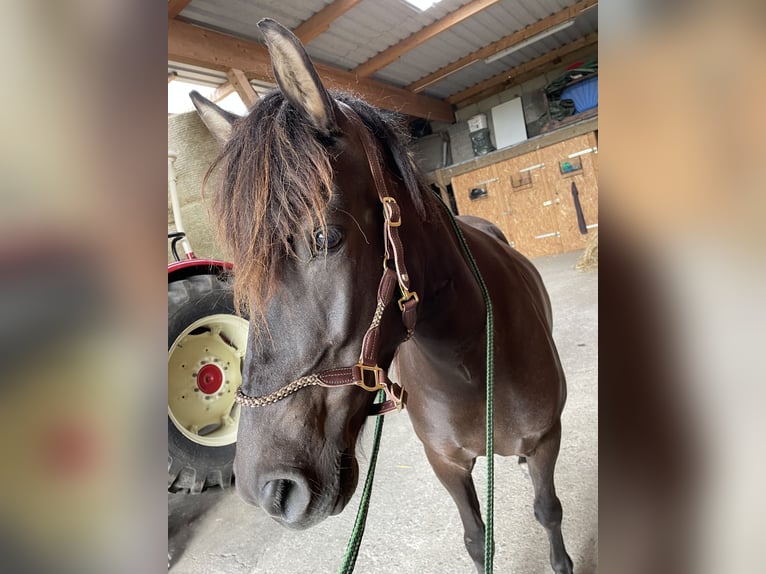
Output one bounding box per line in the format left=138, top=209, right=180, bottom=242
left=495, top=151, right=563, bottom=258
left=450, top=165, right=506, bottom=235
left=537, top=133, right=599, bottom=252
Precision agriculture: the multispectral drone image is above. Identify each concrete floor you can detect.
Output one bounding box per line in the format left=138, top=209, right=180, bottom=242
left=169, top=250, right=598, bottom=573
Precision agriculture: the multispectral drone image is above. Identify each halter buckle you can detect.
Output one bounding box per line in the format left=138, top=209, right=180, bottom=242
left=398, top=290, right=419, bottom=312
left=382, top=197, right=401, bottom=227
left=354, top=363, right=386, bottom=392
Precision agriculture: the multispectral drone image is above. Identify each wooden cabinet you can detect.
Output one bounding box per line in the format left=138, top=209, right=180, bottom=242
left=537, top=132, right=598, bottom=253
left=449, top=131, right=598, bottom=259
left=451, top=165, right=513, bottom=244
left=495, top=152, right=563, bottom=258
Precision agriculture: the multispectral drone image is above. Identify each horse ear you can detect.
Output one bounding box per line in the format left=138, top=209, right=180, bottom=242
left=189, top=91, right=239, bottom=146
left=257, top=18, right=336, bottom=135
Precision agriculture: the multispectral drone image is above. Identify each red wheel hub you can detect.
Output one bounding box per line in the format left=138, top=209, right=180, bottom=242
left=197, top=363, right=224, bottom=394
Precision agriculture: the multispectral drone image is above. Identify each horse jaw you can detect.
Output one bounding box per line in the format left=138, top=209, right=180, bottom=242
left=189, top=90, right=239, bottom=145
left=257, top=18, right=337, bottom=135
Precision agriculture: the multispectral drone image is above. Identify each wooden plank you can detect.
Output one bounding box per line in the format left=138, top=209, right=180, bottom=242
left=448, top=33, right=598, bottom=105
left=407, top=0, right=597, bottom=93
left=168, top=19, right=454, bottom=122
left=227, top=68, right=260, bottom=108
left=211, top=81, right=235, bottom=103
left=293, top=0, right=364, bottom=44
left=168, top=0, right=193, bottom=19
left=352, top=0, right=501, bottom=78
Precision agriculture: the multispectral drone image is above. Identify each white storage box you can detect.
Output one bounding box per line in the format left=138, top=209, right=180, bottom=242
left=467, top=113, right=488, bottom=133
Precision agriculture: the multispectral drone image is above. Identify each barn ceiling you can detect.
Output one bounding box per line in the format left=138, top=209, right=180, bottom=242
left=168, top=0, right=598, bottom=122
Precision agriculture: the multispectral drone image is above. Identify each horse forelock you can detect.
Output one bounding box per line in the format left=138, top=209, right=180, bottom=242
left=205, top=90, right=427, bottom=324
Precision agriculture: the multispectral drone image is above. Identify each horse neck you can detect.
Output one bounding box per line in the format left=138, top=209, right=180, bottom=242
left=402, top=191, right=487, bottom=352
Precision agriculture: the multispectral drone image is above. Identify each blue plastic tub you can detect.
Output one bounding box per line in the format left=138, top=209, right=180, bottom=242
left=561, top=75, right=598, bottom=113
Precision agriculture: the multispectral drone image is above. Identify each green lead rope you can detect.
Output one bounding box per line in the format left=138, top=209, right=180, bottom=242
left=440, top=200, right=495, bottom=573
left=339, top=197, right=496, bottom=573
left=339, top=390, right=386, bottom=574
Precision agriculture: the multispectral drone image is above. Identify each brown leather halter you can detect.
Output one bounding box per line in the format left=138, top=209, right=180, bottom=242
left=235, top=103, right=419, bottom=416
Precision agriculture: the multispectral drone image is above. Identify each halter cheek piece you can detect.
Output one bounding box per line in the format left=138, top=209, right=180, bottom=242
left=235, top=103, right=419, bottom=416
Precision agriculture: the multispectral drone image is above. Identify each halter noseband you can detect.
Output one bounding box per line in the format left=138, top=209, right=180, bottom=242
left=234, top=103, right=419, bottom=416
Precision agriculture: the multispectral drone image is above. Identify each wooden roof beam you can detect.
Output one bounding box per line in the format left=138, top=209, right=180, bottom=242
left=408, top=0, right=597, bottom=93
left=227, top=68, right=260, bottom=109
left=448, top=32, right=598, bottom=105
left=455, top=45, right=596, bottom=107
left=168, top=19, right=454, bottom=122
left=168, top=0, right=193, bottom=19
left=211, top=81, right=235, bottom=103
left=353, top=0, right=501, bottom=79
left=293, top=0, right=364, bottom=44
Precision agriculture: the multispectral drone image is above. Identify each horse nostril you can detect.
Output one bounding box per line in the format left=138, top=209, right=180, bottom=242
left=261, top=479, right=294, bottom=516
left=258, top=475, right=313, bottom=525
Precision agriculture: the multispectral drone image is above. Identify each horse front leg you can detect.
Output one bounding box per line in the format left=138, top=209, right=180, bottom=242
left=424, top=448, right=487, bottom=573
left=527, top=421, right=574, bottom=574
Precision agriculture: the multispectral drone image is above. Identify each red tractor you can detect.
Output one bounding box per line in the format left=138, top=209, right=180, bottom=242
left=167, top=150, right=249, bottom=494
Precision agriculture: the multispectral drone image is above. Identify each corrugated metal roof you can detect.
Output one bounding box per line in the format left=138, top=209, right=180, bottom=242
left=305, top=0, right=471, bottom=68
left=172, top=0, right=598, bottom=107
left=180, top=0, right=335, bottom=42
left=377, top=6, right=596, bottom=99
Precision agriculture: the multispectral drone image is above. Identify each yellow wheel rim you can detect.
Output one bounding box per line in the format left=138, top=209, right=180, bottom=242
left=168, top=314, right=249, bottom=447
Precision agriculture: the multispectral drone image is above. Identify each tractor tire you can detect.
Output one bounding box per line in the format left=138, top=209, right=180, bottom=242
left=168, top=273, right=249, bottom=494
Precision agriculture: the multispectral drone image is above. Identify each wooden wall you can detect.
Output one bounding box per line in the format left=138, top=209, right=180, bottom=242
left=451, top=132, right=598, bottom=259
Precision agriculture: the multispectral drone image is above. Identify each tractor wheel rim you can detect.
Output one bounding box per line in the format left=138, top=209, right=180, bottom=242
left=168, top=314, right=249, bottom=447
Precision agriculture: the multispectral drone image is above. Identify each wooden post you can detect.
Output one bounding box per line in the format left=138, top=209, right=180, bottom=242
left=211, top=81, right=236, bottom=103
left=226, top=68, right=260, bottom=109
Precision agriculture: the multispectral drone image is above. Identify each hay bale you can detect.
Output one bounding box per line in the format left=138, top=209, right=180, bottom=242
left=167, top=111, right=226, bottom=262
left=575, top=230, right=598, bottom=271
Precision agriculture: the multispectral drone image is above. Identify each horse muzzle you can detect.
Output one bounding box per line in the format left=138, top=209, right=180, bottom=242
left=240, top=469, right=315, bottom=528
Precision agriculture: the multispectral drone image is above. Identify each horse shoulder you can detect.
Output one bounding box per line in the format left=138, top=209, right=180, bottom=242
left=456, top=217, right=566, bottom=416
left=456, top=217, right=553, bottom=328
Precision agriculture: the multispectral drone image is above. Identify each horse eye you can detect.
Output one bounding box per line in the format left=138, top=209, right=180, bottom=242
left=314, top=227, right=343, bottom=251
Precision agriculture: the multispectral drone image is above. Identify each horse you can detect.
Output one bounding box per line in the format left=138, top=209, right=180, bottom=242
left=191, top=18, right=573, bottom=574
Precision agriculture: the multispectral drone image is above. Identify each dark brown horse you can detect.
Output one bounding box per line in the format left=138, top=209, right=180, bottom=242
left=192, top=19, right=573, bottom=574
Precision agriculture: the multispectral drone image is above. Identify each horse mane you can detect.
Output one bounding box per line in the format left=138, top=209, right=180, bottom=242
left=205, top=90, right=429, bottom=319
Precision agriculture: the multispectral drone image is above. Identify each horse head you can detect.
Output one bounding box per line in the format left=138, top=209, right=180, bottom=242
left=191, top=18, right=425, bottom=529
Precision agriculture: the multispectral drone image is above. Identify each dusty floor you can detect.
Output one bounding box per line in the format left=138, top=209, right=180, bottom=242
left=168, top=250, right=598, bottom=573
